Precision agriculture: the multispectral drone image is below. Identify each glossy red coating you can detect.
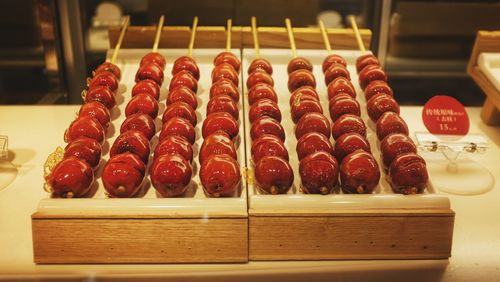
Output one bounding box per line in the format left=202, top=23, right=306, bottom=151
left=107, top=152, right=146, bottom=175
left=172, top=56, right=200, bottom=80
left=125, top=92, right=159, bottom=119
left=389, top=153, right=428, bottom=194
left=289, top=86, right=319, bottom=106
left=248, top=83, right=278, bottom=105
left=210, top=78, right=240, bottom=102
left=290, top=98, right=323, bottom=124
left=140, top=52, right=166, bottom=70
left=132, top=79, right=161, bottom=101
left=287, top=57, right=313, bottom=74
left=46, top=156, right=94, bottom=198
left=333, top=133, right=371, bottom=163
left=206, top=95, right=239, bottom=120
left=296, top=132, right=333, bottom=161
left=200, top=154, right=241, bottom=197
left=299, top=151, right=339, bottom=194
left=94, top=62, right=121, bottom=80
left=88, top=71, right=119, bottom=92
left=329, top=93, right=355, bottom=104
left=64, top=116, right=105, bottom=144
left=160, top=117, right=196, bottom=144
left=162, top=101, right=197, bottom=126
left=212, top=63, right=239, bottom=86
left=324, top=63, right=350, bottom=86
left=322, top=54, right=347, bottom=73
left=295, top=112, right=331, bottom=140
left=376, top=111, right=409, bottom=141
left=150, top=154, right=193, bottom=197
left=154, top=135, right=193, bottom=163
left=331, top=114, right=366, bottom=140
left=364, top=80, right=393, bottom=101
left=287, top=69, right=316, bottom=93
left=250, top=116, right=285, bottom=141
left=135, top=62, right=164, bottom=86
left=120, top=113, right=156, bottom=140
left=340, top=150, right=380, bottom=194
left=84, top=85, right=116, bottom=109
left=380, top=133, right=417, bottom=170
left=213, top=51, right=240, bottom=73
left=169, top=70, right=198, bottom=93
left=358, top=64, right=387, bottom=90
left=201, top=112, right=239, bottom=139
left=356, top=53, right=380, bottom=74
left=254, top=156, right=294, bottom=194
left=102, top=160, right=144, bottom=198
left=199, top=131, right=237, bottom=165
left=327, top=77, right=356, bottom=99
left=63, top=137, right=102, bottom=168
left=367, top=93, right=400, bottom=122
left=328, top=96, right=361, bottom=121
left=251, top=134, right=289, bottom=164
left=248, top=58, right=273, bottom=75
left=246, top=69, right=274, bottom=89
left=166, top=86, right=198, bottom=109
left=110, top=130, right=150, bottom=163
left=249, top=98, right=281, bottom=123
left=79, top=101, right=110, bottom=127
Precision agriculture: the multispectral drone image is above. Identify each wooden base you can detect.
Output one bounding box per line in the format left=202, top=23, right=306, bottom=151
left=468, top=31, right=500, bottom=126
left=32, top=215, right=248, bottom=263
left=249, top=210, right=454, bottom=260
left=481, top=98, right=500, bottom=125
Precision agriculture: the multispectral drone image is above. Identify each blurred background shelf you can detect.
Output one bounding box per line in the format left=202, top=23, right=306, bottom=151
left=1, top=0, right=499, bottom=108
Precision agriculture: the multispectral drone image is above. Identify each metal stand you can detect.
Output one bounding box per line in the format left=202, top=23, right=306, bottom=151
left=415, top=132, right=494, bottom=195
left=0, top=135, right=17, bottom=191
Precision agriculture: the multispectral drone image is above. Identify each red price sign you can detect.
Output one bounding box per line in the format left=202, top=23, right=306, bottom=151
left=422, top=95, right=469, bottom=135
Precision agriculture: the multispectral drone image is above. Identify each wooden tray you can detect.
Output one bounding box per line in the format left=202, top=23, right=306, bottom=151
left=242, top=49, right=455, bottom=260
left=32, top=49, right=248, bottom=263
left=468, top=30, right=500, bottom=125
left=108, top=26, right=372, bottom=50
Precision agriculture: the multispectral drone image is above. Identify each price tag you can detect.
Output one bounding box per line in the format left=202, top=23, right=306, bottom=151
left=422, top=95, right=469, bottom=135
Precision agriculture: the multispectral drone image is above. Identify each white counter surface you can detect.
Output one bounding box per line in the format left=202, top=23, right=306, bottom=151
left=0, top=105, right=499, bottom=281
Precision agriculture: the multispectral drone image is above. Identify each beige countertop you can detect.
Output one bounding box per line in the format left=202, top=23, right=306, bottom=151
left=0, top=105, right=499, bottom=281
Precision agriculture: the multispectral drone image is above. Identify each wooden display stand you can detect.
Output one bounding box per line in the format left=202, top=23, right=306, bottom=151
left=32, top=25, right=454, bottom=263
left=240, top=46, right=455, bottom=261
left=249, top=209, right=454, bottom=260
left=32, top=213, right=247, bottom=263
left=468, top=31, right=500, bottom=125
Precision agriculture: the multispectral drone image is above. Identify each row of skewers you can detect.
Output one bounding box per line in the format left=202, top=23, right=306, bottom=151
left=248, top=16, right=429, bottom=195
left=43, top=15, right=428, bottom=198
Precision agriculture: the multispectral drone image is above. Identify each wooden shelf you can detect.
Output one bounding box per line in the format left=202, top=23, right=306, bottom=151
left=468, top=31, right=500, bottom=125
left=108, top=26, right=372, bottom=50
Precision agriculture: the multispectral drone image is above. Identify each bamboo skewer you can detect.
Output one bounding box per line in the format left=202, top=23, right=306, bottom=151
left=251, top=16, right=260, bottom=59
left=110, top=15, right=130, bottom=64
left=225, top=19, right=232, bottom=52
left=285, top=18, right=297, bottom=58
left=152, top=15, right=165, bottom=52
left=318, top=20, right=332, bottom=54
left=348, top=15, right=366, bottom=54
left=187, top=16, right=199, bottom=58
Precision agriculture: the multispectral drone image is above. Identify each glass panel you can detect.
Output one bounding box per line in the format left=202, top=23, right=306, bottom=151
left=385, top=0, right=500, bottom=106
left=0, top=0, right=66, bottom=104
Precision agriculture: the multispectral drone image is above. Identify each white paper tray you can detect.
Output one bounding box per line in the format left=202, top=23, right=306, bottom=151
left=38, top=48, right=247, bottom=218
left=242, top=49, right=450, bottom=214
